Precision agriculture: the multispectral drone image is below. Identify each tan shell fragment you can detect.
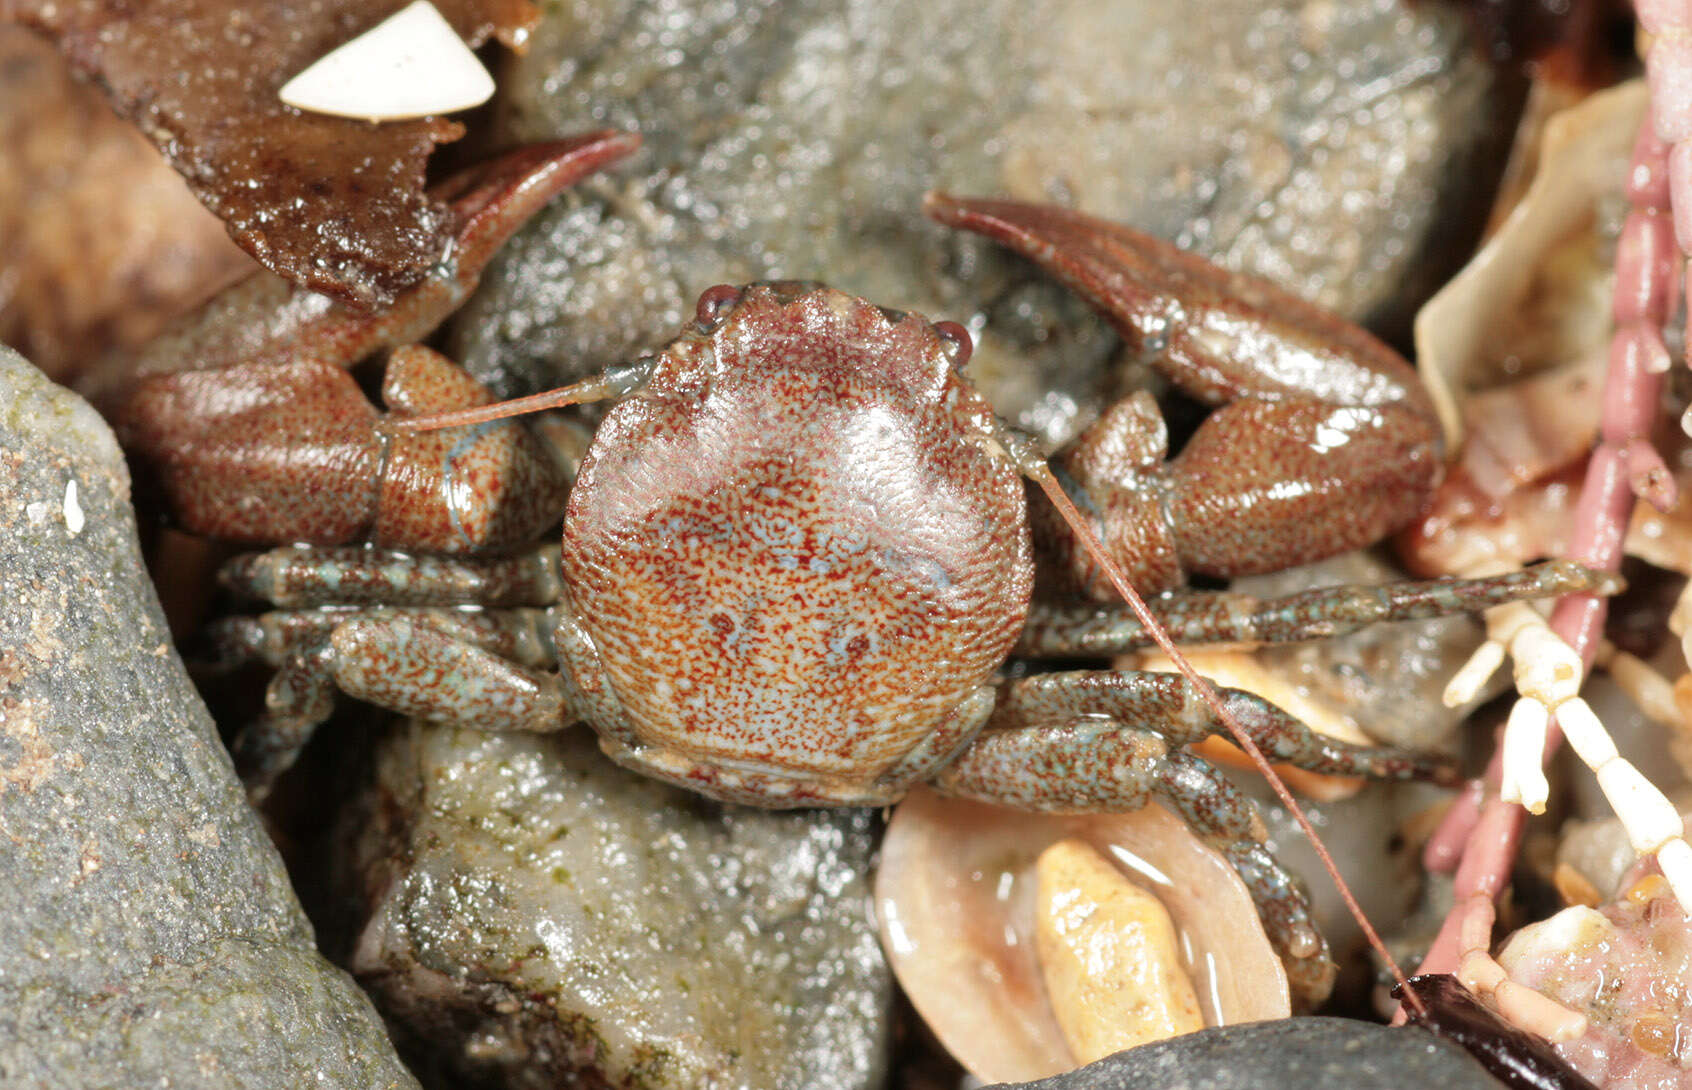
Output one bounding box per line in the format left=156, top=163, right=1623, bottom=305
left=1034, top=838, right=1204, bottom=1064
left=876, top=788, right=1289, bottom=1085
left=1414, top=80, right=1644, bottom=453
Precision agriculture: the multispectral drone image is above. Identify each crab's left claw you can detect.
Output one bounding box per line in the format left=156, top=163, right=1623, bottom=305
left=86, top=131, right=642, bottom=409
left=927, top=193, right=1443, bottom=597
left=433, top=132, right=642, bottom=280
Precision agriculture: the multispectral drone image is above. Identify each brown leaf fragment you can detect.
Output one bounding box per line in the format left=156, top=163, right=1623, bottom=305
left=2, top=0, right=540, bottom=310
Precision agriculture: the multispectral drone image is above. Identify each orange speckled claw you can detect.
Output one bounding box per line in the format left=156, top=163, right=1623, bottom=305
left=118, top=347, right=571, bottom=553
left=118, top=359, right=383, bottom=546
left=928, top=193, right=1444, bottom=595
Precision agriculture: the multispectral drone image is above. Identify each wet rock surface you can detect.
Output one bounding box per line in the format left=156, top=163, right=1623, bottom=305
left=980, top=1018, right=1508, bottom=1089
left=455, top=0, right=1509, bottom=446
left=341, top=723, right=891, bottom=1090
left=0, top=347, right=418, bottom=1088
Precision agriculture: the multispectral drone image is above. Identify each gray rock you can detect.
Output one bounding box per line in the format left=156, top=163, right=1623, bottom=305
left=342, top=724, right=891, bottom=1090
left=0, top=347, right=419, bottom=1089
left=455, top=0, right=1507, bottom=447
left=982, top=1018, right=1506, bottom=1089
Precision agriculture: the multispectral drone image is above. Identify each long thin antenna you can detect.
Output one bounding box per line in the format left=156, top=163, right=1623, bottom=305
left=1022, top=455, right=1426, bottom=1018
left=384, top=357, right=655, bottom=433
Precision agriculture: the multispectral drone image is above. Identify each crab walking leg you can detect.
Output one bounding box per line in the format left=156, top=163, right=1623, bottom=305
left=1017, top=560, right=1617, bottom=658
left=219, top=544, right=562, bottom=608
left=327, top=617, right=563, bottom=732
left=971, top=672, right=1458, bottom=785
left=931, top=678, right=1389, bottom=1008
left=238, top=641, right=338, bottom=797
left=211, top=606, right=557, bottom=672
left=230, top=610, right=563, bottom=796
left=1418, top=101, right=1692, bottom=982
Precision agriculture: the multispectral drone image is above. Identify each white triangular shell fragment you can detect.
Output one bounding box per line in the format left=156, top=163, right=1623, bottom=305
left=279, top=1, right=495, bottom=122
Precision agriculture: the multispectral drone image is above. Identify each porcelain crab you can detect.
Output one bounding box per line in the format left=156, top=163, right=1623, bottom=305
left=111, top=140, right=1614, bottom=1008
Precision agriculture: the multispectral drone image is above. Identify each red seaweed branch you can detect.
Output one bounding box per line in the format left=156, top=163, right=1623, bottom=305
left=1416, top=32, right=1691, bottom=985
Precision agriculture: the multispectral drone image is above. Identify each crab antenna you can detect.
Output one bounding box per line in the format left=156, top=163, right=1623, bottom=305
left=1014, top=442, right=1426, bottom=1018
left=386, top=357, right=655, bottom=433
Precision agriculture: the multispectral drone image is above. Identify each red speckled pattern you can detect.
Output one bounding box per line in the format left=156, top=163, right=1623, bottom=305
left=563, top=285, right=1033, bottom=787
left=117, top=358, right=381, bottom=545
left=117, top=346, right=569, bottom=554
left=376, top=345, right=569, bottom=553
left=1166, top=395, right=1440, bottom=578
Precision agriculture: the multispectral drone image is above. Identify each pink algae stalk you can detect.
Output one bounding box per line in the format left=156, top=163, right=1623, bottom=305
left=1416, top=46, right=1683, bottom=982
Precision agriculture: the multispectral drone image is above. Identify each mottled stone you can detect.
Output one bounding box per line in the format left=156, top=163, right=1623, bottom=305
left=0, top=346, right=419, bottom=1089
left=981, top=1018, right=1506, bottom=1089
left=343, top=724, right=891, bottom=1090
left=454, top=0, right=1508, bottom=448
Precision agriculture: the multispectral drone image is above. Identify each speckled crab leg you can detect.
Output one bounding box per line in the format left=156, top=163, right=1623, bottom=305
left=933, top=669, right=1459, bottom=1007
left=980, top=671, right=1460, bottom=784
left=1018, top=559, right=1618, bottom=658
left=85, top=130, right=641, bottom=410
left=1418, top=80, right=1690, bottom=980
left=210, top=605, right=557, bottom=673
left=218, top=544, right=561, bottom=608
left=232, top=610, right=564, bottom=798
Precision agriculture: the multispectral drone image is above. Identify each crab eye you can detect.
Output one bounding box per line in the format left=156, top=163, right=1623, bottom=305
left=695, top=284, right=743, bottom=330
left=934, top=320, right=973, bottom=372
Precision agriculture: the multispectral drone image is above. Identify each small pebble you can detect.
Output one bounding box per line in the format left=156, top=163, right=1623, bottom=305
left=1035, top=838, right=1203, bottom=1063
